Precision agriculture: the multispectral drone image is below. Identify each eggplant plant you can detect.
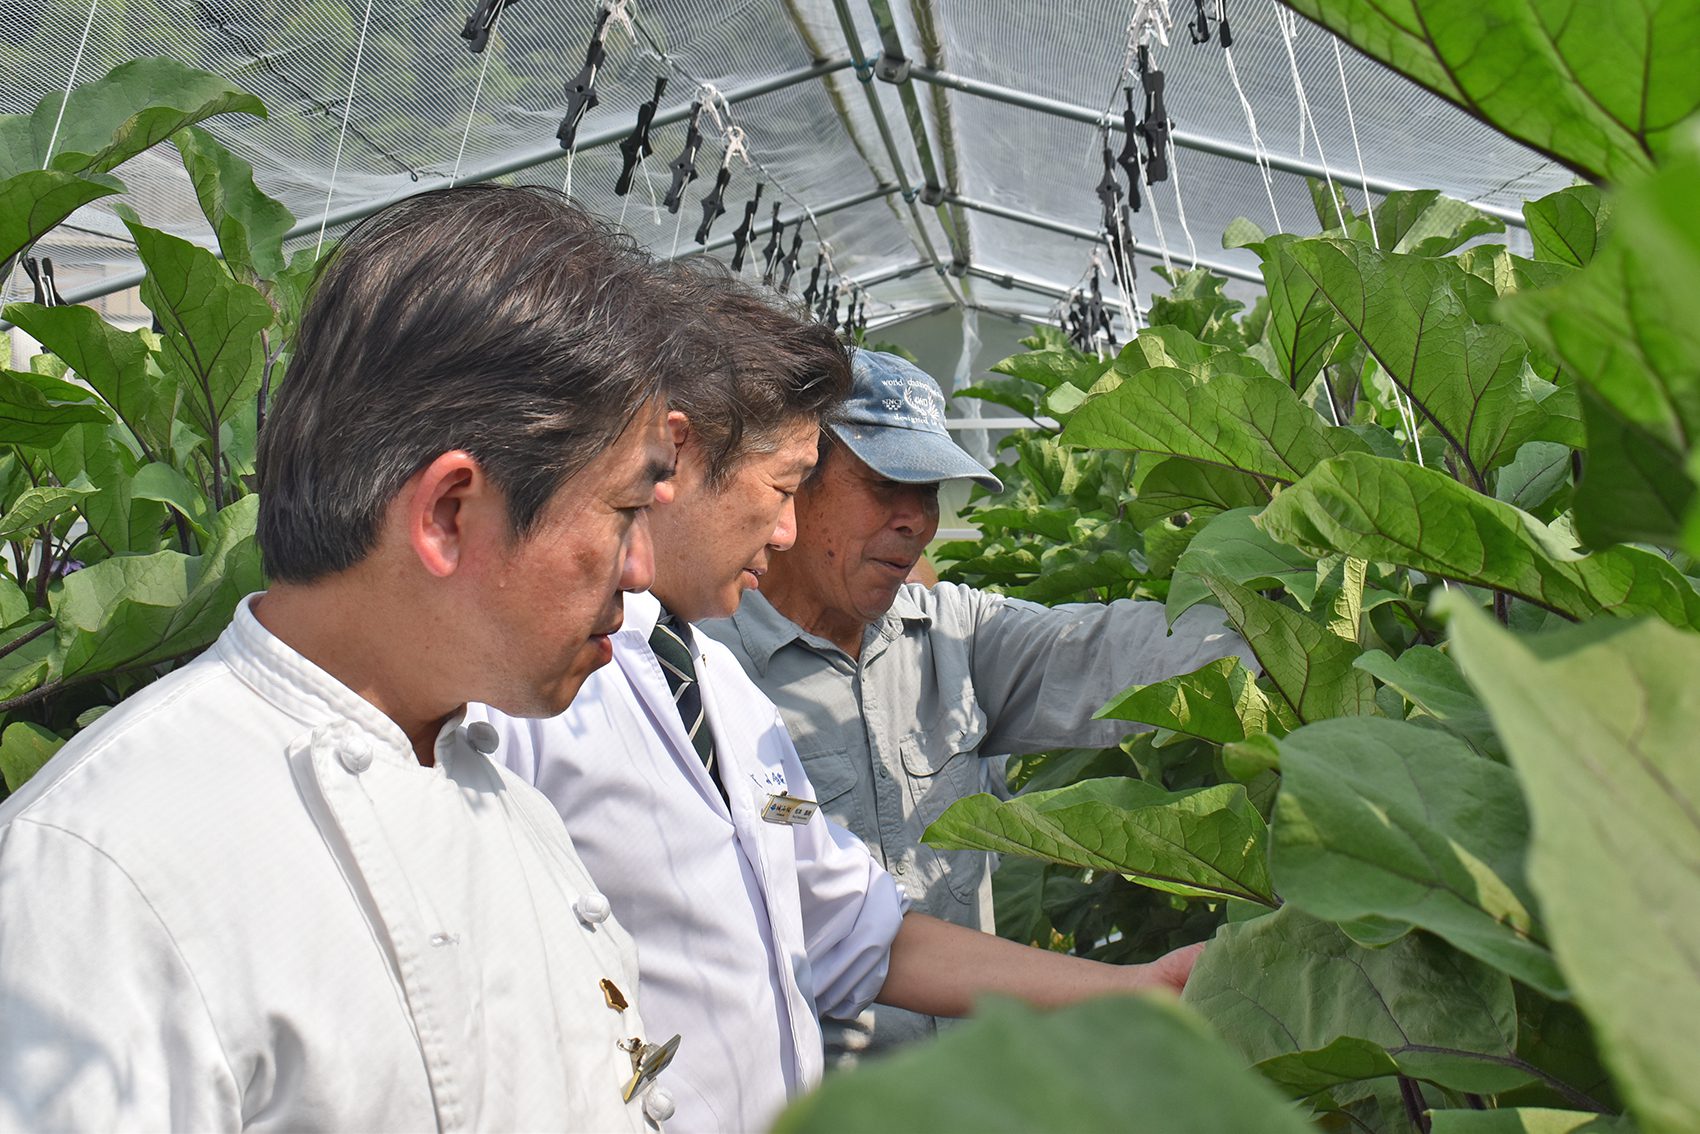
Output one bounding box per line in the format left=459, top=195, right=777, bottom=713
left=781, top=2, right=1700, bottom=1131
left=0, top=60, right=311, bottom=797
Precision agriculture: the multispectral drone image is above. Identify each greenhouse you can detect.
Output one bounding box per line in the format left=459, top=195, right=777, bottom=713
left=0, top=0, right=1696, bottom=1130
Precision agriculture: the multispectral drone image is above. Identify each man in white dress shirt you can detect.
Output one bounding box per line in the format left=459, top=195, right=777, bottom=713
left=474, top=291, right=1201, bottom=1132
left=0, top=187, right=702, bottom=1129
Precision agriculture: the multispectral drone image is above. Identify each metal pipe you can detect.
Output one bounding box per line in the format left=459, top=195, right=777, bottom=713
left=26, top=55, right=857, bottom=314
left=908, top=64, right=1528, bottom=228
left=860, top=0, right=973, bottom=268
left=821, top=2, right=964, bottom=305
left=949, top=194, right=1264, bottom=284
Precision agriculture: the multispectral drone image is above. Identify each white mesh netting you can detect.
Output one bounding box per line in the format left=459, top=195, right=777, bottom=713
left=3, top=0, right=1574, bottom=336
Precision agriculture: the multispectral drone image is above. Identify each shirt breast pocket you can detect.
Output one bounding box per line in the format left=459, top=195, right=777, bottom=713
left=898, top=722, right=989, bottom=906
left=789, top=741, right=867, bottom=843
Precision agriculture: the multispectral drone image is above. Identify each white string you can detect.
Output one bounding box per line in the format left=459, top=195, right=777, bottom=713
left=559, top=147, right=578, bottom=197
left=1164, top=138, right=1198, bottom=269
left=1141, top=162, right=1175, bottom=275
left=669, top=206, right=685, bottom=258
left=449, top=23, right=501, bottom=187
left=1332, top=35, right=1379, bottom=246
left=1222, top=42, right=1282, bottom=231
left=315, top=0, right=379, bottom=258
left=1110, top=221, right=1144, bottom=333
left=1272, top=1, right=1347, bottom=231
left=5, top=0, right=100, bottom=304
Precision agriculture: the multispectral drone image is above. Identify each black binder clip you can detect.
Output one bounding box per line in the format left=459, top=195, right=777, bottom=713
left=1188, top=0, right=1212, bottom=44
left=801, top=255, right=823, bottom=308
left=461, top=0, right=518, bottom=53
left=1136, top=47, right=1171, bottom=184
left=695, top=164, right=731, bottom=244
left=1116, top=88, right=1142, bottom=211
left=1096, top=141, right=1123, bottom=220
left=663, top=101, right=704, bottom=214
left=556, top=7, right=611, bottom=150
left=21, top=257, right=64, bottom=307
left=778, top=228, right=803, bottom=293
left=1106, top=206, right=1136, bottom=290
left=616, top=75, right=667, bottom=196
left=823, top=282, right=840, bottom=329
left=1219, top=1, right=1233, bottom=47
left=1088, top=267, right=1117, bottom=349
left=760, top=203, right=783, bottom=285
left=729, top=183, right=763, bottom=271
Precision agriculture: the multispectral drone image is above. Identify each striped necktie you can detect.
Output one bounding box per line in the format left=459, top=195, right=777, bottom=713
left=648, top=608, right=723, bottom=797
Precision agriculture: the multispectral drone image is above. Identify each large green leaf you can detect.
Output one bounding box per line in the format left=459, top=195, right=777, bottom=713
left=1352, top=645, right=1501, bottom=757
left=1260, top=452, right=1700, bottom=630
left=774, top=994, right=1314, bottom=1134
left=1273, top=717, right=1563, bottom=996
left=0, top=57, right=264, bottom=180
left=172, top=124, right=292, bottom=283
left=1279, top=0, right=1699, bottom=184
left=127, top=219, right=272, bottom=448
left=51, top=495, right=262, bottom=678
left=923, top=777, right=1275, bottom=905
left=1500, top=145, right=1700, bottom=551
left=1431, top=1112, right=1634, bottom=1134
left=1096, top=655, right=1275, bottom=744
left=0, top=480, right=95, bottom=541
left=4, top=303, right=179, bottom=459
left=1062, top=364, right=1368, bottom=485
left=1449, top=605, right=1700, bottom=1134
left=1281, top=237, right=1540, bottom=483
left=1260, top=234, right=1346, bottom=395
left=1127, top=456, right=1270, bottom=527
left=1523, top=185, right=1612, bottom=270
left=1183, top=906, right=1530, bottom=1097
left=1167, top=507, right=1320, bottom=622
left=0, top=369, right=112, bottom=446
left=0, top=169, right=122, bottom=268
left=1200, top=574, right=1376, bottom=723
left=0, top=721, right=62, bottom=794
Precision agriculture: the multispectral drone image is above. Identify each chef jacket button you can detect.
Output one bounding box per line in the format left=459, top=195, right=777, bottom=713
left=574, top=892, right=612, bottom=926
left=643, top=1086, right=676, bottom=1124
left=341, top=737, right=374, bottom=774
left=463, top=720, right=500, bottom=755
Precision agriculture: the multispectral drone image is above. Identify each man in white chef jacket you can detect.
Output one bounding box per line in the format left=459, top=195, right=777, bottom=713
left=472, top=294, right=1202, bottom=1133
left=0, top=187, right=704, bottom=1130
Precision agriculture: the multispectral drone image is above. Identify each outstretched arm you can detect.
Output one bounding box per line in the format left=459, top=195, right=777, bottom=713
left=874, top=911, right=1203, bottom=1018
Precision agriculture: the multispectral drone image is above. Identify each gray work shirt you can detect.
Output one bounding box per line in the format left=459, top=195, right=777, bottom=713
left=700, top=582, right=1251, bottom=1065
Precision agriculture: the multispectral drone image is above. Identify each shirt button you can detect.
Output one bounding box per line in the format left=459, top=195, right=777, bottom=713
left=876, top=764, right=889, bottom=778
left=574, top=892, right=612, bottom=926
left=892, top=861, right=907, bottom=875
left=642, top=1085, right=676, bottom=1124
left=340, top=737, right=374, bottom=774
left=463, top=720, right=500, bottom=755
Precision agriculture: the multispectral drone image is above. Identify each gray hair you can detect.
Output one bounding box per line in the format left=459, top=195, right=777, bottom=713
left=257, top=185, right=686, bottom=582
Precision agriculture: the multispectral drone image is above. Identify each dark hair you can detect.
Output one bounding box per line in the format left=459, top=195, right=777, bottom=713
left=659, top=262, right=851, bottom=488
left=257, top=186, right=686, bottom=583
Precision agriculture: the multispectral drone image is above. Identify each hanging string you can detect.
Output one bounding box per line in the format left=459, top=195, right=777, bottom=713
left=1219, top=15, right=1282, bottom=230
left=449, top=20, right=503, bottom=186
left=315, top=0, right=379, bottom=258
left=1271, top=1, right=1347, bottom=231
left=5, top=0, right=101, bottom=303
left=1164, top=138, right=1199, bottom=269
left=1331, top=35, right=1378, bottom=246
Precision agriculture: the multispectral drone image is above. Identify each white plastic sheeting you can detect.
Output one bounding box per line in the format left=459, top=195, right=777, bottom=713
left=3, top=0, right=1573, bottom=333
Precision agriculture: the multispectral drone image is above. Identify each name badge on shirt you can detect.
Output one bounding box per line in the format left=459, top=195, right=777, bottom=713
left=760, top=792, right=818, bottom=826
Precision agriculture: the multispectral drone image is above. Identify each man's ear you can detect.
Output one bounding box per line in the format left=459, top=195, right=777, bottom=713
left=667, top=410, right=690, bottom=449
left=402, top=450, right=496, bottom=577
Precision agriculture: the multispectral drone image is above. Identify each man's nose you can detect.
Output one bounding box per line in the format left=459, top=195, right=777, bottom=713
left=622, top=512, right=656, bottom=592
left=769, top=497, right=799, bottom=551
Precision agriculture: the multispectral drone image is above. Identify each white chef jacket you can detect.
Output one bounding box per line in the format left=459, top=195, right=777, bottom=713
left=470, top=590, right=907, bottom=1134
left=0, top=594, right=662, bottom=1132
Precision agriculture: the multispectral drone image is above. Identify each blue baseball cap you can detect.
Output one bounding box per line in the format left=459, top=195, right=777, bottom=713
left=828, top=350, right=1003, bottom=491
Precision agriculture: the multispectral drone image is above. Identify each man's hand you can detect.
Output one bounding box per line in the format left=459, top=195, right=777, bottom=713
left=1122, top=941, right=1206, bottom=995
left=877, top=913, right=1210, bottom=1018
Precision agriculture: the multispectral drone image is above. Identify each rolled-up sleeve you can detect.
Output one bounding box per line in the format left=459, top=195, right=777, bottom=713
left=958, top=586, right=1256, bottom=756
left=782, top=735, right=910, bottom=1021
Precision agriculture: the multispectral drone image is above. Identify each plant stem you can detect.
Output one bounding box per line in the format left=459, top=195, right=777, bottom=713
left=33, top=524, right=52, bottom=609
left=1396, top=1075, right=1431, bottom=1133
left=1493, top=589, right=1511, bottom=626
left=0, top=620, right=53, bottom=661
left=257, top=333, right=282, bottom=438
left=1394, top=1046, right=1609, bottom=1113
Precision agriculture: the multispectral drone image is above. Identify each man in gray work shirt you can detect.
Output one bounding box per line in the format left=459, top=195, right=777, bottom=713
left=701, top=349, right=1251, bottom=1065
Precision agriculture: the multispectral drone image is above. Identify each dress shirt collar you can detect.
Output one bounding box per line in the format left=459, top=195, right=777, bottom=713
left=217, top=592, right=465, bottom=769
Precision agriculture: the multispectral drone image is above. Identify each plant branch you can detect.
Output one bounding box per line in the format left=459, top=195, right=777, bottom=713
left=1394, top=1045, right=1610, bottom=1113
left=32, top=524, right=52, bottom=610
left=0, top=619, right=53, bottom=662
left=0, top=647, right=205, bottom=716
left=1396, top=1075, right=1431, bottom=1133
